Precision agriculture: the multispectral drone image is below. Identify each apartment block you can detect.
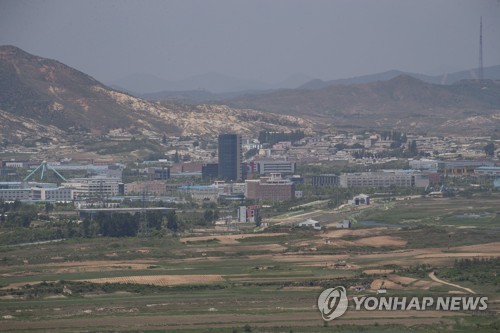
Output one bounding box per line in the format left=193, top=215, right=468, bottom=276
left=339, top=171, right=429, bottom=188
left=311, top=174, right=339, bottom=187
left=62, top=176, right=122, bottom=199
left=125, top=180, right=167, bottom=195
left=245, top=174, right=295, bottom=201
left=254, top=160, right=296, bottom=175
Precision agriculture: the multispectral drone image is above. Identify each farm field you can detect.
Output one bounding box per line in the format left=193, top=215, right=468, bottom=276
left=0, top=196, right=499, bottom=332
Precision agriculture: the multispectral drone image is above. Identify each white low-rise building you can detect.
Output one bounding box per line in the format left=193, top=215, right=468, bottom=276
left=348, top=194, right=370, bottom=205
left=298, top=219, right=321, bottom=230
left=31, top=186, right=75, bottom=202
left=62, top=176, right=122, bottom=199
left=339, top=171, right=429, bottom=188
left=178, top=185, right=219, bottom=202
left=0, top=188, right=31, bottom=201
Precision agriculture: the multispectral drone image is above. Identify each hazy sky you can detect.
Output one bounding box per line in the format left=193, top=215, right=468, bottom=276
left=1, top=0, right=499, bottom=83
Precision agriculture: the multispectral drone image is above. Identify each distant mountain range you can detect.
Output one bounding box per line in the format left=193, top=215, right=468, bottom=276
left=126, top=66, right=500, bottom=105
left=109, top=72, right=312, bottom=95
left=0, top=45, right=312, bottom=144
left=298, top=66, right=500, bottom=90
left=1, top=45, right=499, bottom=144
left=227, top=75, right=500, bottom=135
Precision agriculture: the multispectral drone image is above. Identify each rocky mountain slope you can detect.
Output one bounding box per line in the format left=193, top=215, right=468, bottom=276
left=0, top=46, right=312, bottom=144
left=228, top=75, right=500, bottom=134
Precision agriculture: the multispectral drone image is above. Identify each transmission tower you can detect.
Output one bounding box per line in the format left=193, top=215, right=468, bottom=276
left=479, top=16, right=484, bottom=81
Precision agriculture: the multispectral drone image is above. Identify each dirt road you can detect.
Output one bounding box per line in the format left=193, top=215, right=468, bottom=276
left=428, top=272, right=476, bottom=294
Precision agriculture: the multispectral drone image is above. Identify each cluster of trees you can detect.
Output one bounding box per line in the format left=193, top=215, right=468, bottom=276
left=350, top=147, right=421, bottom=160
left=407, top=140, right=418, bottom=157
left=244, top=148, right=259, bottom=159
left=0, top=200, right=39, bottom=227
left=453, top=257, right=499, bottom=270
left=258, top=130, right=305, bottom=145
left=203, top=209, right=219, bottom=224
left=82, top=211, right=179, bottom=237
left=380, top=131, right=407, bottom=144
left=443, top=257, right=500, bottom=286
left=0, top=280, right=228, bottom=299
left=0, top=200, right=181, bottom=240
left=334, top=143, right=364, bottom=151
left=170, top=151, right=192, bottom=163
left=83, top=213, right=139, bottom=237
left=484, top=142, right=496, bottom=156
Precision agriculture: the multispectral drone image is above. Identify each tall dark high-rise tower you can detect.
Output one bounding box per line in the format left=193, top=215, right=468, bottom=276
left=218, top=133, right=242, bottom=181
left=479, top=16, right=484, bottom=81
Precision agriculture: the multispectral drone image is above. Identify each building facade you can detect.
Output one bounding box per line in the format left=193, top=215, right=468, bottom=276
left=237, top=205, right=260, bottom=223
left=312, top=174, right=339, bottom=187
left=339, top=171, right=429, bottom=188
left=146, top=167, right=170, bottom=180
left=0, top=188, right=31, bottom=201
left=474, top=166, right=500, bottom=176
left=178, top=185, right=219, bottom=202
left=202, top=163, right=219, bottom=180
left=218, top=134, right=242, bottom=181
left=245, top=174, right=295, bottom=201
left=62, top=177, right=122, bottom=199
left=438, top=161, right=494, bottom=176
left=348, top=194, right=370, bottom=205
left=254, top=160, right=296, bottom=175
left=125, top=181, right=167, bottom=195
left=31, top=186, right=75, bottom=202
left=0, top=182, right=77, bottom=202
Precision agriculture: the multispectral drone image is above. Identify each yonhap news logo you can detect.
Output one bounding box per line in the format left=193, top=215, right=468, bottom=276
left=317, top=286, right=348, bottom=321
left=317, top=286, right=488, bottom=321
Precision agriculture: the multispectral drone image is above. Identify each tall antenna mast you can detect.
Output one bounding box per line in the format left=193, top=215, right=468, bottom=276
left=479, top=16, right=484, bottom=81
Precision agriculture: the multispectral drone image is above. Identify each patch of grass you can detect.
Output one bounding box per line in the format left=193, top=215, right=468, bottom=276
left=0, top=280, right=230, bottom=300
left=360, top=195, right=500, bottom=227
left=87, top=139, right=163, bottom=155
left=1, top=197, right=499, bottom=332
left=237, top=235, right=293, bottom=244
left=392, top=225, right=500, bottom=249
left=185, top=238, right=220, bottom=245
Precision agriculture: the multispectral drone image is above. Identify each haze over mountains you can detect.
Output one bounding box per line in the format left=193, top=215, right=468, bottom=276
left=0, top=46, right=311, bottom=144
left=1, top=45, right=500, bottom=145
left=227, top=75, right=500, bottom=135
left=109, top=72, right=313, bottom=95
left=298, top=66, right=500, bottom=90
left=110, top=64, right=500, bottom=98
left=120, top=65, right=500, bottom=105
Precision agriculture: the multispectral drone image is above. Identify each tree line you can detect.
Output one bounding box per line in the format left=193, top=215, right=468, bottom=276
left=258, top=130, right=305, bottom=145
